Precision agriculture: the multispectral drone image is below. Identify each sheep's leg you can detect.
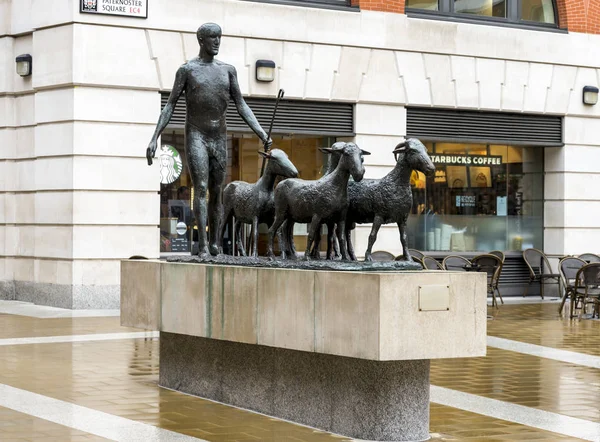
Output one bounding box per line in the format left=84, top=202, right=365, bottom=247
left=347, top=225, right=357, bottom=261
left=364, top=216, right=383, bottom=262
left=305, top=216, right=322, bottom=260
left=333, top=225, right=341, bottom=259
left=219, top=205, right=232, bottom=255
left=326, top=223, right=336, bottom=260
left=276, top=225, right=285, bottom=259
left=285, top=220, right=297, bottom=259
left=398, top=216, right=412, bottom=261
left=251, top=217, right=259, bottom=258
left=235, top=220, right=246, bottom=257
left=336, top=219, right=349, bottom=261
left=268, top=215, right=286, bottom=259
left=310, top=227, right=321, bottom=259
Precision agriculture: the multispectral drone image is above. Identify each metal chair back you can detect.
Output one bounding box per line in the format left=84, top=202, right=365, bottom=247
left=578, top=253, right=600, bottom=263
left=408, top=249, right=425, bottom=260
left=559, top=257, right=586, bottom=289
left=523, top=248, right=553, bottom=278
left=471, top=254, right=502, bottom=284
left=442, top=255, right=471, bottom=271
left=422, top=256, right=443, bottom=270
left=575, top=263, right=600, bottom=318
left=489, top=250, right=505, bottom=263
left=370, top=251, right=395, bottom=261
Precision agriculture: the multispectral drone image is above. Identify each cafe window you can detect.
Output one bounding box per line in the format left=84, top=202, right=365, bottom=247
left=406, top=142, right=544, bottom=252
left=158, top=132, right=334, bottom=255
left=406, top=0, right=557, bottom=27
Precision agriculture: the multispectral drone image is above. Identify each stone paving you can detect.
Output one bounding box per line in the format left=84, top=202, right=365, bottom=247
left=0, top=301, right=598, bottom=441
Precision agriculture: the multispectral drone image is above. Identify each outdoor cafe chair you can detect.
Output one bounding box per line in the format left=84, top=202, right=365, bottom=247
left=574, top=263, right=600, bottom=319
left=442, top=255, right=471, bottom=271
left=422, top=256, right=444, bottom=270
left=408, top=249, right=425, bottom=260
left=370, top=250, right=395, bottom=261
left=488, top=250, right=505, bottom=304
left=522, top=248, right=560, bottom=299
left=471, top=254, right=503, bottom=308
left=558, top=257, right=586, bottom=317
left=578, top=253, right=600, bottom=263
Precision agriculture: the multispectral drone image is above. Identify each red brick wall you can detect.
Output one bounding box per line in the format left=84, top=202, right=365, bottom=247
left=352, top=0, right=600, bottom=34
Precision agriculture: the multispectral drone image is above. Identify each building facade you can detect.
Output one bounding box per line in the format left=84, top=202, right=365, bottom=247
left=1, top=0, right=600, bottom=307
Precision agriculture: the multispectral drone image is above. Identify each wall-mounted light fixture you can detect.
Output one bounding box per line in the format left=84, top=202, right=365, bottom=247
left=15, top=54, right=32, bottom=77
left=255, top=59, right=275, bottom=82
left=583, top=86, right=599, bottom=105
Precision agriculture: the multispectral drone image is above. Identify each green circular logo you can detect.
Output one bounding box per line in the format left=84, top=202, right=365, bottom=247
left=159, top=145, right=183, bottom=184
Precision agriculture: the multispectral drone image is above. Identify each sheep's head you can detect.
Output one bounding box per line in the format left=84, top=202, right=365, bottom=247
left=259, top=149, right=298, bottom=178
left=320, top=142, right=370, bottom=182
left=393, top=138, right=435, bottom=176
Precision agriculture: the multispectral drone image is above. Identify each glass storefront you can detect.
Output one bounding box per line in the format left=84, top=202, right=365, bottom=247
left=407, top=142, right=544, bottom=253
left=158, top=132, right=333, bottom=255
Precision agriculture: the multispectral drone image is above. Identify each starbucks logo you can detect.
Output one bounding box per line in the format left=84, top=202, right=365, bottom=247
left=159, top=145, right=183, bottom=184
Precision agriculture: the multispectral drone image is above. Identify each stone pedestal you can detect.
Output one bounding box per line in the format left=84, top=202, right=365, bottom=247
left=160, top=332, right=430, bottom=441
left=121, top=260, right=487, bottom=441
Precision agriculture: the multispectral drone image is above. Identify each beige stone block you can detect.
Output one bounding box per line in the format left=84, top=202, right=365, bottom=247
left=359, top=49, right=405, bottom=105
left=32, top=25, right=73, bottom=89
left=73, top=122, right=155, bottom=157
left=31, top=0, right=74, bottom=30
left=4, top=226, right=17, bottom=256
left=424, top=54, right=455, bottom=107
left=9, top=0, right=32, bottom=36
left=15, top=127, right=34, bottom=159
left=35, top=122, right=74, bottom=158
left=0, top=128, right=16, bottom=160
left=279, top=42, right=310, bottom=100
left=331, top=46, right=370, bottom=102
left=34, top=192, right=73, bottom=225
left=14, top=94, right=35, bottom=127
left=15, top=159, right=35, bottom=192
left=35, top=259, right=73, bottom=285
left=314, top=271, right=380, bottom=360
left=73, top=88, right=160, bottom=125
left=73, top=24, right=158, bottom=89
left=147, top=30, right=185, bottom=91
left=0, top=96, right=15, bottom=127
left=0, top=37, right=14, bottom=95
left=523, top=63, right=553, bottom=113
left=476, top=58, right=504, bottom=110
left=379, top=272, right=487, bottom=360
left=73, top=259, right=121, bottom=286
left=72, top=225, right=159, bottom=259
left=355, top=104, right=405, bottom=137
left=35, top=157, right=73, bottom=191
left=14, top=193, right=34, bottom=224
left=501, top=61, right=528, bottom=112
left=395, top=51, right=430, bottom=106
left=161, top=263, right=207, bottom=337
left=257, top=268, right=315, bottom=352
left=451, top=55, right=478, bottom=109
left=205, top=265, right=258, bottom=344
left=120, top=260, right=161, bottom=330
left=73, top=191, right=159, bottom=225
left=35, top=88, right=74, bottom=124
left=72, top=156, right=158, bottom=191
left=246, top=39, right=283, bottom=98
left=13, top=257, right=34, bottom=282
left=546, top=65, right=577, bottom=115
left=34, top=226, right=73, bottom=259
left=305, top=44, right=340, bottom=100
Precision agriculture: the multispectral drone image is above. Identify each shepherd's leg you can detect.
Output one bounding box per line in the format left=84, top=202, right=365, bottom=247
left=365, top=216, right=383, bottom=262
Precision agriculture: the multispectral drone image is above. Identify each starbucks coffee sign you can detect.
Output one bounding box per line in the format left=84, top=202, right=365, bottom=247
left=430, top=155, right=502, bottom=166
left=159, top=145, right=183, bottom=184
left=80, top=0, right=148, bottom=18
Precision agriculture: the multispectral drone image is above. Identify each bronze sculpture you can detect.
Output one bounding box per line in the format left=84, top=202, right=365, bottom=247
left=146, top=23, right=272, bottom=257
left=267, top=142, right=370, bottom=260
left=220, top=149, right=298, bottom=258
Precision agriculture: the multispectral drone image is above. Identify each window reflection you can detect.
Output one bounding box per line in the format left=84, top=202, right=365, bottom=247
left=408, top=143, right=544, bottom=252
left=406, top=0, right=439, bottom=10
left=521, top=0, right=556, bottom=23
left=454, top=0, right=506, bottom=17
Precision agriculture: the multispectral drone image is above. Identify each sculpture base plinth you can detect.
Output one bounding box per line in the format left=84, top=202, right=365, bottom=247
left=166, top=254, right=422, bottom=272
left=159, top=332, right=430, bottom=442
